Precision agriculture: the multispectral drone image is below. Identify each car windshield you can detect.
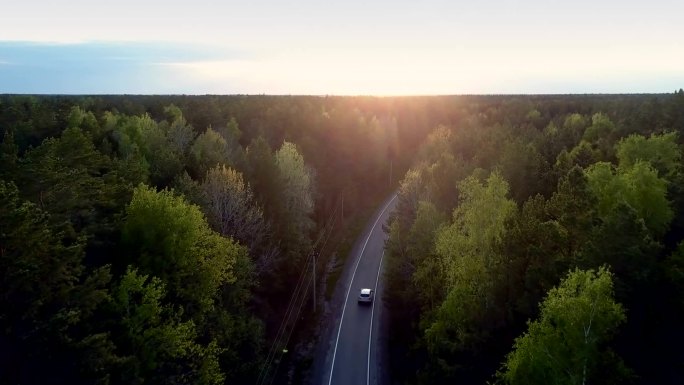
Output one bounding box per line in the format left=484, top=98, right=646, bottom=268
left=361, top=293, right=369, bottom=297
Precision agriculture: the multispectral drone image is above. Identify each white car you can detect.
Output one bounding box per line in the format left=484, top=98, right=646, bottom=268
left=358, top=288, right=374, bottom=304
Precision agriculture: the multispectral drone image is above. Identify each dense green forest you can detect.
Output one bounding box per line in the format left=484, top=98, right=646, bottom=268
left=384, top=90, right=684, bottom=384
left=2, top=92, right=684, bottom=384
left=0, top=94, right=446, bottom=384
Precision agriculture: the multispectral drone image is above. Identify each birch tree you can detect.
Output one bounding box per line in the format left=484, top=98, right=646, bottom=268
left=498, top=267, right=627, bottom=385
left=425, top=171, right=516, bottom=364
left=275, top=141, right=314, bottom=235
left=201, top=165, right=270, bottom=271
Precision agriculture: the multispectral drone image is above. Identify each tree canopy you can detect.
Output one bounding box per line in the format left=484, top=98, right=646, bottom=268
left=3, top=92, right=684, bottom=384
left=498, top=267, right=627, bottom=385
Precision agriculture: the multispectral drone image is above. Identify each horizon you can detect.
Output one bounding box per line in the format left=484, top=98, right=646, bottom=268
left=2, top=0, right=683, bottom=94
left=1, top=92, right=681, bottom=97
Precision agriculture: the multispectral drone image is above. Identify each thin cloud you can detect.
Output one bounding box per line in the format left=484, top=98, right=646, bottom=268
left=0, top=41, right=245, bottom=65
left=0, top=41, right=249, bottom=93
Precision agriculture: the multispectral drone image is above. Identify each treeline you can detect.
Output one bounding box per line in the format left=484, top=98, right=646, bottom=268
left=0, top=94, right=446, bottom=384
left=384, top=90, right=684, bottom=384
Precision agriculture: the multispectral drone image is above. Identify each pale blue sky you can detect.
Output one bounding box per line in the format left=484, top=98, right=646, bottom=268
left=1, top=0, right=683, bottom=94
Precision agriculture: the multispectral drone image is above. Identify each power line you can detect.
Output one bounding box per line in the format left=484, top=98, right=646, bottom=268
left=256, top=245, right=317, bottom=385
left=256, top=234, right=321, bottom=385
left=267, top=201, right=339, bottom=385
left=256, top=193, right=342, bottom=385
left=268, top=270, right=313, bottom=385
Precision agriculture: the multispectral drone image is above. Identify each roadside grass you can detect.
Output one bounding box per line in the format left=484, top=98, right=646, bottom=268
left=281, top=200, right=385, bottom=384
left=322, top=183, right=396, bottom=301
left=279, top=185, right=396, bottom=384
left=272, top=212, right=368, bottom=384
left=324, top=214, right=369, bottom=300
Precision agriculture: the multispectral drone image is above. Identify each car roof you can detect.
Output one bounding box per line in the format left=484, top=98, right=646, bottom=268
left=360, top=288, right=372, bottom=295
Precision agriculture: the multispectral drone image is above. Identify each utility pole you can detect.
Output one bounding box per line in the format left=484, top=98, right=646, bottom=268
left=389, top=159, right=393, bottom=186
left=312, top=252, right=316, bottom=312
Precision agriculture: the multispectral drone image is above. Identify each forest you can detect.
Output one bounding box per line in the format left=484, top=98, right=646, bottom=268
left=1, top=91, right=684, bottom=384
left=384, top=90, right=684, bottom=384
left=0, top=94, right=443, bottom=384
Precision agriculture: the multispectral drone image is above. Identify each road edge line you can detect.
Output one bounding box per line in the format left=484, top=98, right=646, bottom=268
left=367, top=250, right=384, bottom=385
left=327, top=194, right=396, bottom=385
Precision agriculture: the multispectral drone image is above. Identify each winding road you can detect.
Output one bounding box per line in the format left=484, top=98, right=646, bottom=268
left=316, top=194, right=398, bottom=385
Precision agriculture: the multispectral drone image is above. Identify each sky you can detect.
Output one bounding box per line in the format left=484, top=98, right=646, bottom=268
left=1, top=0, right=683, bottom=95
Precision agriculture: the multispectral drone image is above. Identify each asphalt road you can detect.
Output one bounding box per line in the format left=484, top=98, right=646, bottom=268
left=323, top=194, right=398, bottom=385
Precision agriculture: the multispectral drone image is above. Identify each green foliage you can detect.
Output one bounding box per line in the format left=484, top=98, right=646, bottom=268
left=0, top=129, right=19, bottom=180
left=163, top=103, right=184, bottom=121
left=383, top=94, right=684, bottom=385
left=274, top=142, right=314, bottom=260
left=245, top=136, right=283, bottom=219
left=389, top=200, right=447, bottom=321
left=498, top=267, right=627, bottom=385
left=581, top=112, right=617, bottom=159
left=112, top=267, right=224, bottom=385
left=424, top=171, right=516, bottom=378
left=191, top=127, right=234, bottom=176
left=220, top=117, right=243, bottom=143
left=173, top=170, right=206, bottom=206
left=425, top=152, right=467, bottom=211
left=409, top=201, right=447, bottom=271
left=616, top=132, right=681, bottom=180
left=418, top=125, right=452, bottom=164
left=583, top=112, right=615, bottom=143
left=496, top=194, right=560, bottom=318
left=665, top=241, right=684, bottom=306
left=437, top=171, right=517, bottom=270
left=563, top=113, right=588, bottom=135
left=585, top=161, right=672, bottom=236
left=165, top=109, right=197, bottom=156
left=18, top=126, right=133, bottom=255
left=120, top=184, right=262, bottom=383
left=122, top=184, right=239, bottom=315
left=384, top=199, right=448, bottom=383
left=67, top=105, right=99, bottom=133
left=4, top=93, right=684, bottom=385
left=0, top=180, right=116, bottom=384
left=275, top=141, right=315, bottom=234
left=0, top=95, right=59, bottom=150
left=554, top=141, right=601, bottom=177
left=200, top=165, right=269, bottom=270
left=498, top=138, right=548, bottom=203
left=542, top=167, right=599, bottom=270
left=396, top=167, right=427, bottom=223
left=109, top=112, right=182, bottom=187
left=581, top=203, right=661, bottom=292
left=141, top=117, right=185, bottom=187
